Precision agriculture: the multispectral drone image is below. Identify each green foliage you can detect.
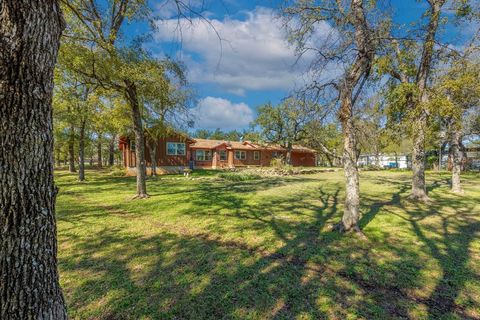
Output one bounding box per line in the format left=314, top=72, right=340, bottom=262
left=254, top=97, right=321, bottom=147
left=192, top=129, right=258, bottom=142
left=109, top=166, right=127, bottom=177
left=218, top=172, right=261, bottom=181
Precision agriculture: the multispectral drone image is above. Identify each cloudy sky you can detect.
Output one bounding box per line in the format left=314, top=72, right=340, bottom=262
left=133, top=0, right=476, bottom=131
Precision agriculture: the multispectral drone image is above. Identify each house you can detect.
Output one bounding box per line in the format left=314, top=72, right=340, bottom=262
left=119, top=135, right=317, bottom=174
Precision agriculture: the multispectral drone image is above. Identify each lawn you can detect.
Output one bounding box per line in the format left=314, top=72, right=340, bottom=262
left=55, top=169, right=480, bottom=320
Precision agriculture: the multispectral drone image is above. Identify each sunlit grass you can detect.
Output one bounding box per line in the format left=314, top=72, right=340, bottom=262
left=56, top=169, right=480, bottom=319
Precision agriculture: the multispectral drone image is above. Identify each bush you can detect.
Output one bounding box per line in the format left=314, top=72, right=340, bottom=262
left=270, top=157, right=285, bottom=168
left=109, top=166, right=127, bottom=177
left=218, top=172, right=261, bottom=181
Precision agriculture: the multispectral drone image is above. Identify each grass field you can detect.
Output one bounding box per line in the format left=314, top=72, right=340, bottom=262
left=55, top=169, right=480, bottom=320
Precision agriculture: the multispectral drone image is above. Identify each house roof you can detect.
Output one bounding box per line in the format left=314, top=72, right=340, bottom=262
left=190, top=138, right=316, bottom=153
left=190, top=138, right=258, bottom=150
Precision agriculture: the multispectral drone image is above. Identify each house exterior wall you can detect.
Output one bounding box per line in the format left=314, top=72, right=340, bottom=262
left=121, top=135, right=191, bottom=168
left=232, top=149, right=261, bottom=167
left=291, top=152, right=316, bottom=167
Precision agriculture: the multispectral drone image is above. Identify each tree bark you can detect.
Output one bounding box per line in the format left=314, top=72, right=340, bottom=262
left=97, top=133, right=102, bottom=168
left=411, top=112, right=428, bottom=200
left=450, top=128, right=463, bottom=194
left=409, top=0, right=444, bottom=200
left=148, top=141, right=157, bottom=177
left=108, top=134, right=116, bottom=166
left=286, top=141, right=293, bottom=165
left=333, top=0, right=374, bottom=235
left=340, top=100, right=361, bottom=232
left=78, top=120, right=86, bottom=181
left=0, top=1, right=68, bottom=319
left=68, top=125, right=76, bottom=173
left=125, top=81, right=148, bottom=198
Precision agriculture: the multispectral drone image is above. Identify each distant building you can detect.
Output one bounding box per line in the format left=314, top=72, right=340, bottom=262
left=357, top=154, right=410, bottom=169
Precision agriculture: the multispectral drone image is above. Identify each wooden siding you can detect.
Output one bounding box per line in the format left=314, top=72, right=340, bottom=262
left=121, top=135, right=317, bottom=169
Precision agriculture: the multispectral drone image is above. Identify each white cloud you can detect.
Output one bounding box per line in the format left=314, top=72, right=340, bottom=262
left=154, top=7, right=335, bottom=95
left=191, top=96, right=254, bottom=130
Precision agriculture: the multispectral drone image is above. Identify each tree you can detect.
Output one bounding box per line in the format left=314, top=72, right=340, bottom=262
left=60, top=0, right=202, bottom=198
left=143, top=61, right=192, bottom=176
left=284, top=0, right=377, bottom=234
left=0, top=1, right=68, bottom=318
left=303, top=122, right=343, bottom=167
left=254, top=97, right=320, bottom=164
left=194, top=129, right=211, bottom=139
left=60, top=0, right=160, bottom=198
left=430, top=56, right=480, bottom=193
left=54, top=70, right=99, bottom=181
left=378, top=0, right=452, bottom=200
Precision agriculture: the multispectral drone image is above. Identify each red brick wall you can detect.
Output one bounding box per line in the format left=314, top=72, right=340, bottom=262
left=291, top=152, right=316, bottom=167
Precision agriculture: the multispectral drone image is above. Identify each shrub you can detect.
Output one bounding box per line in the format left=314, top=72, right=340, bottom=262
left=270, top=157, right=285, bottom=168
left=109, top=166, right=127, bottom=177
left=218, top=172, right=261, bottom=181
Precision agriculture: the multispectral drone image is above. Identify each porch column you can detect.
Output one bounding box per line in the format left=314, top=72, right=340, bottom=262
left=212, top=150, right=218, bottom=169
left=228, top=150, right=234, bottom=168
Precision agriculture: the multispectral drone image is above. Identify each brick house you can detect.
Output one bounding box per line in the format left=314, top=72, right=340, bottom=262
left=119, top=135, right=316, bottom=174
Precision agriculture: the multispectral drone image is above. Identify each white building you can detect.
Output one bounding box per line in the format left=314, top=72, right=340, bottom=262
left=357, top=154, right=410, bottom=169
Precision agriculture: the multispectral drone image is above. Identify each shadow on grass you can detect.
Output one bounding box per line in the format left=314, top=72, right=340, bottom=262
left=57, top=171, right=480, bottom=319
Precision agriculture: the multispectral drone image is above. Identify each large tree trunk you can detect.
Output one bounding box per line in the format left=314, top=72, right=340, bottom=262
left=125, top=81, right=148, bottom=198
left=333, top=0, right=374, bottom=236
left=108, top=134, right=116, bottom=166
left=79, top=120, right=86, bottom=181
left=449, top=128, right=463, bottom=194
left=0, top=1, right=67, bottom=319
left=410, top=112, right=428, bottom=200
left=68, top=125, right=76, bottom=173
left=410, top=0, right=444, bottom=200
left=286, top=141, right=293, bottom=165
left=97, top=133, right=102, bottom=168
left=340, top=108, right=361, bottom=232
left=148, top=141, right=157, bottom=177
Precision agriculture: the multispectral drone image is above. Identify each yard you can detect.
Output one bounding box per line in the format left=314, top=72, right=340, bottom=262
left=56, top=169, right=480, bottom=320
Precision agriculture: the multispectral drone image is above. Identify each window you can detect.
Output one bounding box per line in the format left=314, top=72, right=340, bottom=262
left=130, top=142, right=136, bottom=152
left=235, top=150, right=246, bottom=160
left=167, top=142, right=186, bottom=155
left=196, top=150, right=212, bottom=161
left=254, top=151, right=260, bottom=160
left=219, top=150, right=227, bottom=161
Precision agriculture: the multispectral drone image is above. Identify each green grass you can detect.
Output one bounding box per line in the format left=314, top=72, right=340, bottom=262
left=55, top=169, right=480, bottom=320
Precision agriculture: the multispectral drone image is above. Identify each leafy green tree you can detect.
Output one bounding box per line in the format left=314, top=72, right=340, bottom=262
left=303, top=121, right=342, bottom=167
left=60, top=0, right=179, bottom=198
left=194, top=129, right=211, bottom=139
left=375, top=0, right=479, bottom=200
left=254, top=97, right=321, bottom=164
left=429, top=56, right=480, bottom=193
left=143, top=69, right=193, bottom=176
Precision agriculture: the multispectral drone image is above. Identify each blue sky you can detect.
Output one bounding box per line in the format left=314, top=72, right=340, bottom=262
left=127, top=0, right=477, bottom=131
